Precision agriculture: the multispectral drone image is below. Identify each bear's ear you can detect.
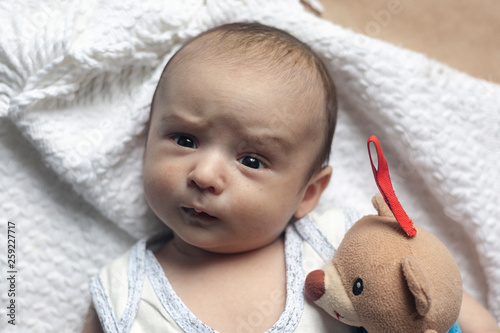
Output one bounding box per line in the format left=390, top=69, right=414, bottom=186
left=371, top=193, right=395, bottom=218
left=401, top=256, right=433, bottom=316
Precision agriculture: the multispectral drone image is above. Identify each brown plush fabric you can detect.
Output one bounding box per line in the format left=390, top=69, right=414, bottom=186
left=305, top=194, right=463, bottom=333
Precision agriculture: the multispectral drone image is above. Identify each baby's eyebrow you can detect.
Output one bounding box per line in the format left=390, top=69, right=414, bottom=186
left=159, top=113, right=204, bottom=130
left=241, top=131, right=292, bottom=156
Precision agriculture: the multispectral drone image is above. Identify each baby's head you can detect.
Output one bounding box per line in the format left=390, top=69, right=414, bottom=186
left=143, top=22, right=337, bottom=253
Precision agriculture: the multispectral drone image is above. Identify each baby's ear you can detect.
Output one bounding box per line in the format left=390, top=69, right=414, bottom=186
left=294, top=166, right=332, bottom=219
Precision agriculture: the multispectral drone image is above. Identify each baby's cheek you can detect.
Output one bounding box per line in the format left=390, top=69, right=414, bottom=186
left=145, top=157, right=177, bottom=180
left=142, top=165, right=169, bottom=199
left=147, top=168, right=174, bottom=194
left=142, top=175, right=160, bottom=208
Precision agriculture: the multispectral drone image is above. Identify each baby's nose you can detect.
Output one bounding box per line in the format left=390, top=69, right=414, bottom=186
left=305, top=269, right=326, bottom=301
left=188, top=151, right=226, bottom=194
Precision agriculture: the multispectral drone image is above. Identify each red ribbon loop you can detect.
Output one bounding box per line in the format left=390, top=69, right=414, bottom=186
left=368, top=135, right=416, bottom=237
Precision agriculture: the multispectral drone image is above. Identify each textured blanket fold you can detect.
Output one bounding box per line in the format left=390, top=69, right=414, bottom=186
left=1, top=0, right=499, bottom=331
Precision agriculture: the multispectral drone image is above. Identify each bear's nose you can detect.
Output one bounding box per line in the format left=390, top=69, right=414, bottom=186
left=305, top=269, right=326, bottom=301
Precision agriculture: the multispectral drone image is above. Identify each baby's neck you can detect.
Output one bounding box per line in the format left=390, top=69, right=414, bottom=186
left=169, top=236, right=224, bottom=259
left=155, top=235, right=287, bottom=333
left=167, top=234, right=283, bottom=261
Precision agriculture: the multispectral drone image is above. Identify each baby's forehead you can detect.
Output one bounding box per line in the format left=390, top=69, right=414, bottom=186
left=159, top=32, right=326, bottom=130
left=167, top=44, right=323, bottom=115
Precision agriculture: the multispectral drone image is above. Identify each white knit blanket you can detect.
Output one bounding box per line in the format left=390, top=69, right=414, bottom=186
left=1, top=1, right=499, bottom=331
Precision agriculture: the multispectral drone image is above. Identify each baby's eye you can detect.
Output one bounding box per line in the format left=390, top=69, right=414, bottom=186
left=238, top=156, right=265, bottom=169
left=174, top=135, right=197, bottom=148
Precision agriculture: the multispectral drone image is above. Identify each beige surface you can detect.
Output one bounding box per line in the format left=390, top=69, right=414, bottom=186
left=318, top=0, right=500, bottom=84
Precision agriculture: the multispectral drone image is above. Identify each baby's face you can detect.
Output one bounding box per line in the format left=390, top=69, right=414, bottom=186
left=143, top=53, right=325, bottom=253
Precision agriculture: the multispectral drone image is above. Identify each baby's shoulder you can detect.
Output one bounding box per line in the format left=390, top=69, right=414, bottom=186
left=295, top=207, right=359, bottom=249
left=89, top=239, right=150, bottom=329
left=309, top=207, right=347, bottom=248
left=292, top=206, right=362, bottom=275
left=95, top=233, right=170, bottom=293
left=99, top=245, right=134, bottom=287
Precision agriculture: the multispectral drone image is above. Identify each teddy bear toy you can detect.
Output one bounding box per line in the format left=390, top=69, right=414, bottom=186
left=305, top=136, right=463, bottom=333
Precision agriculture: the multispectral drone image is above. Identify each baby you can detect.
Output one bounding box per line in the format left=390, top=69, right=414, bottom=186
left=83, top=22, right=499, bottom=333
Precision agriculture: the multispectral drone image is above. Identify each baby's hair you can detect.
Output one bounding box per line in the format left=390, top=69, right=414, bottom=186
left=150, top=22, right=337, bottom=175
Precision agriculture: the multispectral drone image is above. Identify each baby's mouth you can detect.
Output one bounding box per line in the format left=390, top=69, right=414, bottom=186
left=182, top=207, right=216, bottom=220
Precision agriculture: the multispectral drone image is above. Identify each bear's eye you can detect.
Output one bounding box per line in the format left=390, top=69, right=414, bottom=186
left=352, top=278, right=363, bottom=296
